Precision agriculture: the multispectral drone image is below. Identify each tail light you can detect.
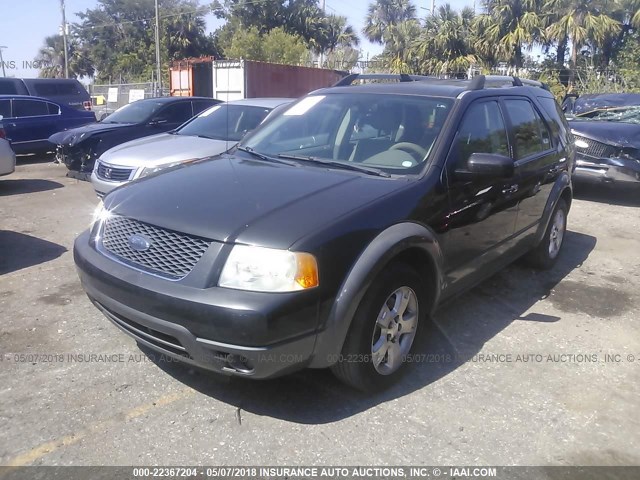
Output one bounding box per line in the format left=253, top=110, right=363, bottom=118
left=0, top=126, right=6, bottom=139
left=83, top=101, right=92, bottom=111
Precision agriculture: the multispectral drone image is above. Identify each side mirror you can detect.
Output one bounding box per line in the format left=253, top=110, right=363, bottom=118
left=464, top=152, right=514, bottom=178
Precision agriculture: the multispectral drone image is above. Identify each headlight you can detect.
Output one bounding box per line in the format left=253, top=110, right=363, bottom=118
left=219, top=245, right=319, bottom=292
left=91, top=200, right=111, bottom=227
left=138, top=158, right=200, bottom=178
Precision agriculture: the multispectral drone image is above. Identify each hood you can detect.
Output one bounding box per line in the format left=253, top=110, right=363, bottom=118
left=573, top=93, right=640, bottom=115
left=104, top=154, right=407, bottom=249
left=569, top=119, right=640, bottom=149
left=49, top=122, right=135, bottom=146
left=100, top=133, right=233, bottom=167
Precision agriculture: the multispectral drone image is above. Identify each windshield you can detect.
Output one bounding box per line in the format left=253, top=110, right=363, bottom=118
left=576, top=106, right=640, bottom=124
left=240, top=93, right=453, bottom=174
left=102, top=100, right=163, bottom=124
left=176, top=104, right=272, bottom=141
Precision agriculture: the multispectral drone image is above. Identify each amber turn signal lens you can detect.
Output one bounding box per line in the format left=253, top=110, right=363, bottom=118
left=295, top=253, right=319, bottom=289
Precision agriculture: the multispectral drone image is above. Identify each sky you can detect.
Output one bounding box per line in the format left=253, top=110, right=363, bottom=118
left=0, top=0, right=475, bottom=79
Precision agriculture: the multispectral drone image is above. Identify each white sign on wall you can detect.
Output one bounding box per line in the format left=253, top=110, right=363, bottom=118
left=107, top=87, right=118, bottom=103
left=128, top=89, right=145, bottom=103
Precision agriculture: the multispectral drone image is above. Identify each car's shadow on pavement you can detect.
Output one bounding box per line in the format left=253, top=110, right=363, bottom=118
left=144, top=230, right=597, bottom=424
left=15, top=152, right=57, bottom=165
left=573, top=182, right=640, bottom=207
left=0, top=178, right=64, bottom=196
left=0, top=230, right=67, bottom=275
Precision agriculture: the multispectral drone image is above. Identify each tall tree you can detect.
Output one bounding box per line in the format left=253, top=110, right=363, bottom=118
left=476, top=0, right=544, bottom=69
left=34, top=33, right=94, bottom=79
left=363, top=0, right=417, bottom=44
left=545, top=0, right=621, bottom=81
left=75, top=0, right=217, bottom=82
left=414, top=4, right=477, bottom=75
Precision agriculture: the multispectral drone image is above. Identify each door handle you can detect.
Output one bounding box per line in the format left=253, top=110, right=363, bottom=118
left=502, top=184, right=519, bottom=195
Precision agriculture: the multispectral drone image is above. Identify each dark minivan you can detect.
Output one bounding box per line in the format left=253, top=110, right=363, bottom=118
left=75, top=75, right=575, bottom=391
left=0, top=78, right=92, bottom=111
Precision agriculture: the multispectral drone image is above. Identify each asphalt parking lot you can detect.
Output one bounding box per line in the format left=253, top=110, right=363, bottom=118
left=1, top=156, right=639, bottom=467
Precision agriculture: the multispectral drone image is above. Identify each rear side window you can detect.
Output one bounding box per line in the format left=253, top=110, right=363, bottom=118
left=158, top=102, right=193, bottom=123
left=453, top=100, right=509, bottom=167
left=31, top=81, right=81, bottom=96
left=0, top=82, right=19, bottom=95
left=538, top=96, right=569, bottom=139
left=47, top=102, right=61, bottom=115
left=0, top=100, right=11, bottom=118
left=13, top=99, right=50, bottom=117
left=504, top=99, right=550, bottom=159
left=192, top=100, right=216, bottom=115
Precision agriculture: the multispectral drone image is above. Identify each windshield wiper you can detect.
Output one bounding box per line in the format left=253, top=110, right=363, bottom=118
left=277, top=154, right=390, bottom=177
left=236, top=146, right=298, bottom=166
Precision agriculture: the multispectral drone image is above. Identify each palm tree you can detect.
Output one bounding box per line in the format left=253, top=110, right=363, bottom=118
left=363, top=0, right=417, bottom=44
left=545, top=0, right=621, bottom=81
left=320, top=15, right=360, bottom=53
left=382, top=19, right=422, bottom=73
left=35, top=34, right=94, bottom=79
left=477, top=0, right=545, bottom=69
left=414, top=4, right=477, bottom=76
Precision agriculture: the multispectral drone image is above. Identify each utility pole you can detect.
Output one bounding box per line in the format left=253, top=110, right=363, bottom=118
left=155, top=0, right=162, bottom=96
left=431, top=0, right=436, bottom=15
left=319, top=0, right=326, bottom=69
left=0, top=46, right=7, bottom=77
left=60, top=0, right=69, bottom=78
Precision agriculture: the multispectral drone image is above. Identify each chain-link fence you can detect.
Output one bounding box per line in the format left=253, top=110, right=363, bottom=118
left=87, top=82, right=168, bottom=120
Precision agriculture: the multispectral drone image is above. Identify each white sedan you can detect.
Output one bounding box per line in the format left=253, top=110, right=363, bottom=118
left=91, top=98, right=293, bottom=197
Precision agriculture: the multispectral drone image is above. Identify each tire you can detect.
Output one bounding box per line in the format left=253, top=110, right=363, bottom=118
left=525, top=198, right=568, bottom=270
left=331, top=263, right=429, bottom=392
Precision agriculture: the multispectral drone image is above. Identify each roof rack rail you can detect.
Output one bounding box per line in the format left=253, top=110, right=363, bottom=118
left=333, top=73, right=433, bottom=87
left=467, top=75, right=550, bottom=91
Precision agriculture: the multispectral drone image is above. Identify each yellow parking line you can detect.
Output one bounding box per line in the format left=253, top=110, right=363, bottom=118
left=4, top=387, right=195, bottom=468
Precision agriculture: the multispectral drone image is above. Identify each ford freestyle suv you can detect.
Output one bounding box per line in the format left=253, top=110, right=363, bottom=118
left=74, top=75, right=575, bottom=391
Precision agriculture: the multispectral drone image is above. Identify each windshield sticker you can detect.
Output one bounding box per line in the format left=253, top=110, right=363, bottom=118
left=283, top=96, right=325, bottom=116
left=199, top=105, right=222, bottom=117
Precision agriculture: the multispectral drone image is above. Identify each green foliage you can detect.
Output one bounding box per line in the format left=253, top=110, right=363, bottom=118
left=35, top=34, right=94, bottom=79
left=223, top=26, right=310, bottom=65
left=615, top=30, right=640, bottom=90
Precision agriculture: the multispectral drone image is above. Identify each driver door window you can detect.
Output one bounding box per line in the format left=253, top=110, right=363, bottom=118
left=452, top=100, right=509, bottom=172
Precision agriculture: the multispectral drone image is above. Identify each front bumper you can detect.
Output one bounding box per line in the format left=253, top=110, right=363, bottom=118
left=74, top=231, right=320, bottom=378
left=574, top=155, right=640, bottom=184
left=90, top=170, right=128, bottom=197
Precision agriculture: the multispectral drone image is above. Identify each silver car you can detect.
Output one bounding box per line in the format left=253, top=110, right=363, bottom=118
left=91, top=98, right=293, bottom=196
left=0, top=136, right=16, bottom=177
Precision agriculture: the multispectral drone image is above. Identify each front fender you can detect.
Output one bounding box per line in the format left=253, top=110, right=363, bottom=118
left=309, top=222, right=445, bottom=368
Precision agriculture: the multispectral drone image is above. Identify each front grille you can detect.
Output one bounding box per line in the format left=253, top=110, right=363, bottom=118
left=96, top=161, right=134, bottom=182
left=101, top=216, right=210, bottom=279
left=573, top=135, right=618, bottom=159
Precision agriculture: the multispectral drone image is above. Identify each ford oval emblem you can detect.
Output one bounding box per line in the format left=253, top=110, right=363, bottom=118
left=128, top=234, right=152, bottom=252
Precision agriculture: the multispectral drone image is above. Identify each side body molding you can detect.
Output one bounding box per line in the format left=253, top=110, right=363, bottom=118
left=309, top=222, right=445, bottom=368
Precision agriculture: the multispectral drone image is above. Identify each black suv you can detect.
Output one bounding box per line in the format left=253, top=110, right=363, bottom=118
left=74, top=75, right=575, bottom=391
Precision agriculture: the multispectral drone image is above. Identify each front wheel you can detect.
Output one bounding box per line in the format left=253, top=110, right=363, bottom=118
left=331, top=263, right=429, bottom=392
left=525, top=198, right=568, bottom=269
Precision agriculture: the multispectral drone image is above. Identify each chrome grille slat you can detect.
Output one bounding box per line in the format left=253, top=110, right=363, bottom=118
left=573, top=135, right=618, bottom=159
left=101, top=216, right=210, bottom=279
left=96, top=162, right=134, bottom=181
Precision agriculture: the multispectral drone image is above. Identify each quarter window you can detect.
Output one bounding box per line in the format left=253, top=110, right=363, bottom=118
left=454, top=100, right=509, bottom=168
left=504, top=99, right=550, bottom=159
